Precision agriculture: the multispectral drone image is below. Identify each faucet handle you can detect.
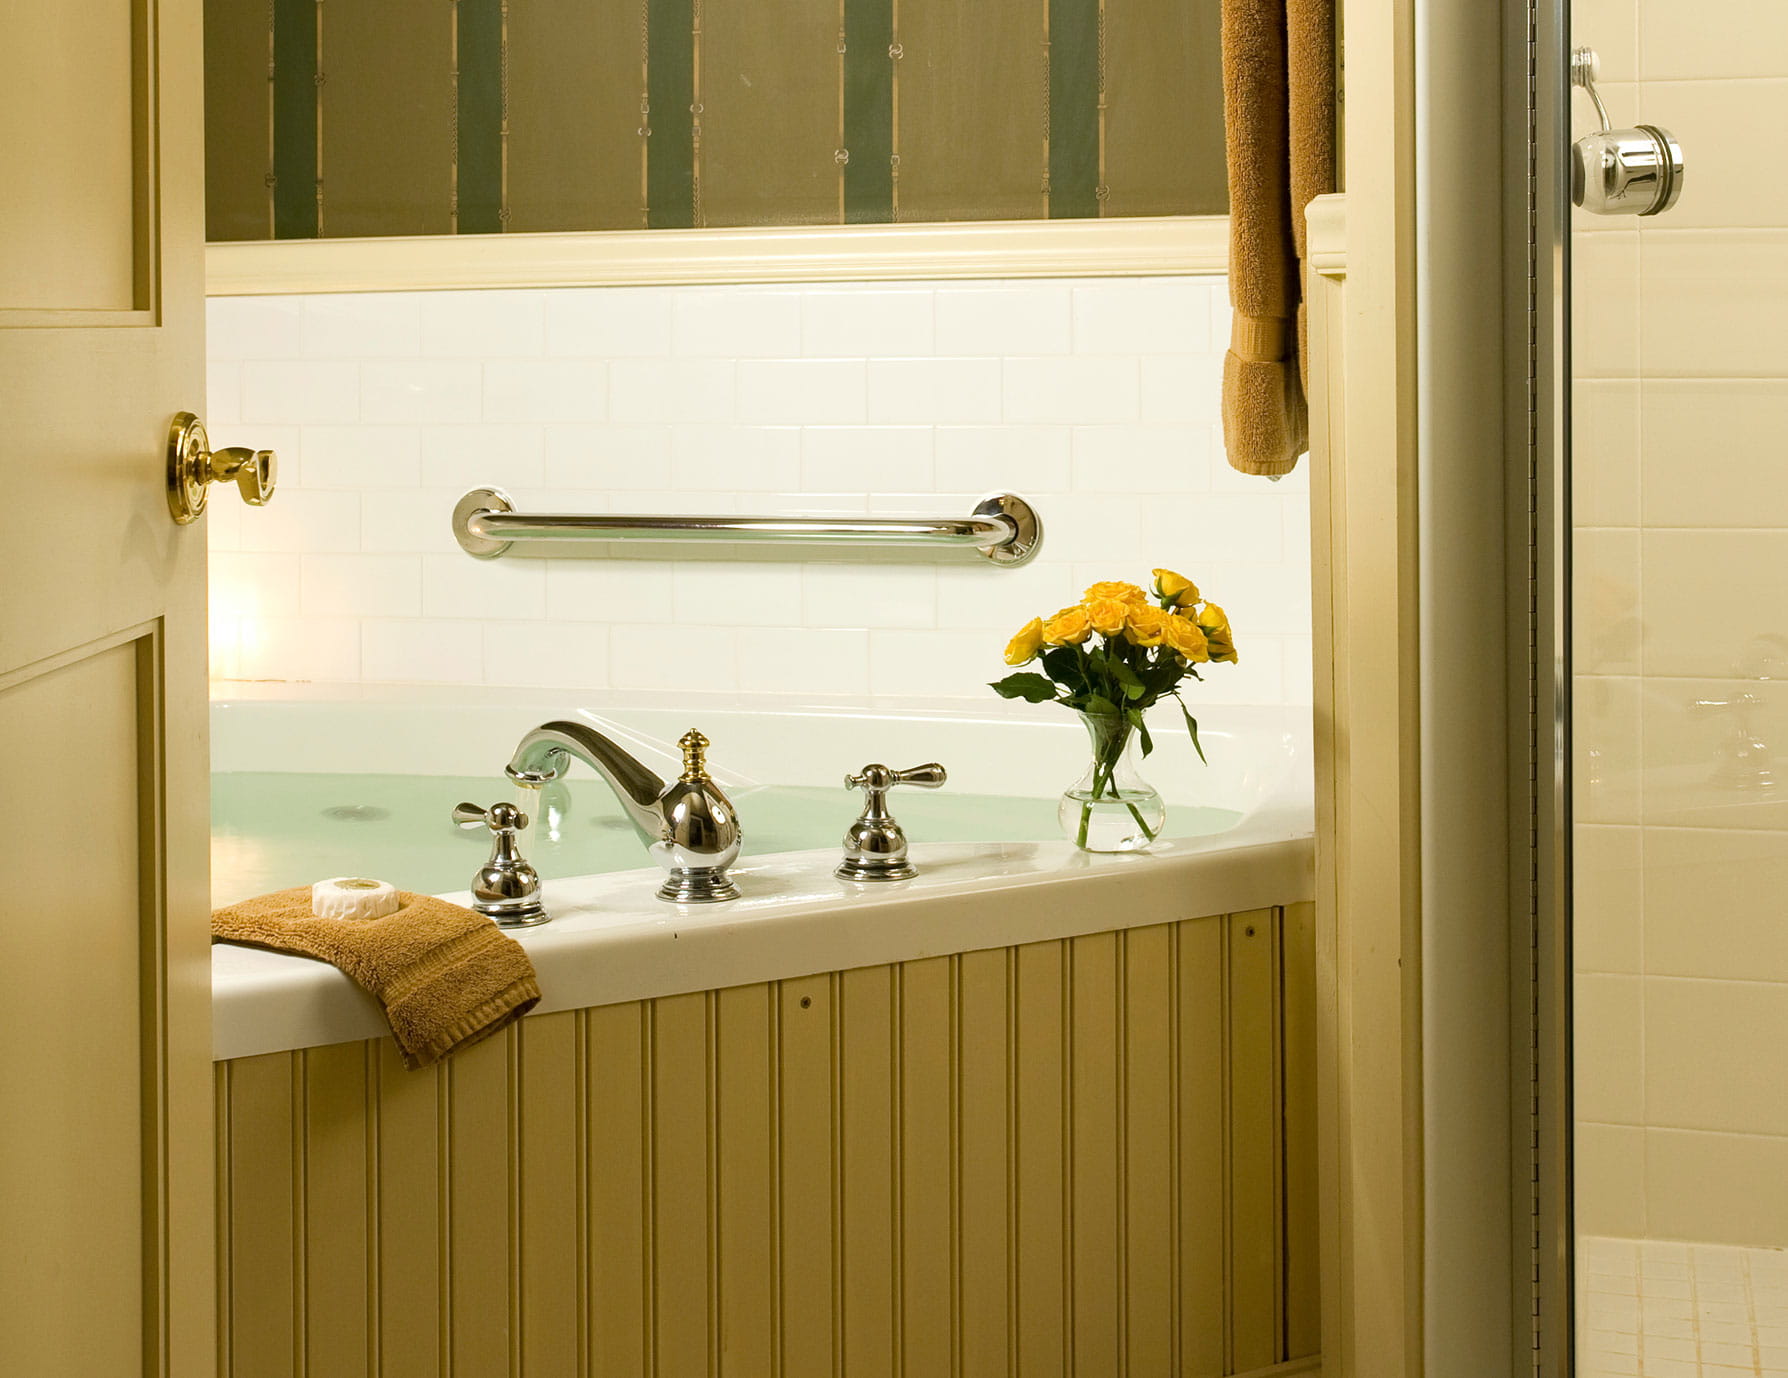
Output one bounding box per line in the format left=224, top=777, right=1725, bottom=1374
left=678, top=729, right=712, bottom=783
left=837, top=763, right=947, bottom=883
left=450, top=800, right=548, bottom=927
left=453, top=799, right=530, bottom=833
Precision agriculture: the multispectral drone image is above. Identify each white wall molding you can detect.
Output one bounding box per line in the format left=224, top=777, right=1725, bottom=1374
left=207, top=215, right=1230, bottom=296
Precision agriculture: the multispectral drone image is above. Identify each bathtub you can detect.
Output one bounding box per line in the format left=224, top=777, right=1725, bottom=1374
left=209, top=683, right=1321, bottom=1374
left=209, top=684, right=1314, bottom=1060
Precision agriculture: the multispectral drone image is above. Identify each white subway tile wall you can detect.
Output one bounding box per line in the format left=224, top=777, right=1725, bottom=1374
left=206, top=278, right=1313, bottom=706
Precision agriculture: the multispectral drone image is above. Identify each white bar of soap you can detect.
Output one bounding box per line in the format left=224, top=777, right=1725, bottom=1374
left=312, top=877, right=401, bottom=920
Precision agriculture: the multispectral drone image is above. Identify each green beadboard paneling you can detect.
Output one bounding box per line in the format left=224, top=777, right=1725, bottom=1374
left=1047, top=0, right=1100, bottom=220
left=506, top=0, right=644, bottom=232
left=896, top=0, right=1045, bottom=223
left=701, top=0, right=840, bottom=228
left=842, top=0, right=894, bottom=224
left=207, top=0, right=1227, bottom=240
left=645, top=0, right=696, bottom=228
left=271, top=0, right=318, bottom=239
left=203, top=0, right=269, bottom=242
left=455, top=0, right=506, bottom=234
left=1104, top=0, right=1227, bottom=217
left=323, top=1, right=455, bottom=239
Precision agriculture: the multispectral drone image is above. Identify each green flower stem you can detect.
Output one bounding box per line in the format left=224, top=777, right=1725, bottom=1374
left=1077, top=720, right=1159, bottom=847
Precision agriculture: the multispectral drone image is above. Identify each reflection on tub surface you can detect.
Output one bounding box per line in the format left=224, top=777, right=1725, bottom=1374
left=210, top=771, right=1245, bottom=906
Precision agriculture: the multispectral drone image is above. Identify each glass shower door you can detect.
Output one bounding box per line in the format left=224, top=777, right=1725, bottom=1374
left=1571, top=4, right=1788, bottom=1373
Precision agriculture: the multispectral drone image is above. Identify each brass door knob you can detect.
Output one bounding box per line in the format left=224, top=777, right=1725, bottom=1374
left=165, top=411, right=277, bottom=525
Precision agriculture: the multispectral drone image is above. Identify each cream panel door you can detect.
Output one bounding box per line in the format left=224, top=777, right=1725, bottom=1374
left=0, top=1, right=214, bottom=1375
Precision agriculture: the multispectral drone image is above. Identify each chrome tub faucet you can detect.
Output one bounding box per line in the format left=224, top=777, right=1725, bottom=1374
left=506, top=722, right=743, bottom=902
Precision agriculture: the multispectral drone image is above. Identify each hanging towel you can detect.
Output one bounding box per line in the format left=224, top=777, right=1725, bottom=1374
left=1221, top=0, right=1337, bottom=476
left=212, top=888, right=541, bottom=1069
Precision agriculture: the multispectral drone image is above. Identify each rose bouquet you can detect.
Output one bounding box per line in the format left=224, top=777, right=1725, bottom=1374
left=989, top=569, right=1237, bottom=851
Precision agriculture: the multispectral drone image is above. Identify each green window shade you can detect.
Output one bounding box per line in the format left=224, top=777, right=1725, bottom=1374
left=205, top=0, right=1225, bottom=242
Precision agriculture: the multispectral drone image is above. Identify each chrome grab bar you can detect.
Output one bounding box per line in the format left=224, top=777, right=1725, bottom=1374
left=451, top=488, right=1043, bottom=567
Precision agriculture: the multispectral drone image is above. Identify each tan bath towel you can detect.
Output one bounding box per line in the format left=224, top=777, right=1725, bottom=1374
left=1221, top=0, right=1336, bottom=476
left=213, top=888, right=541, bottom=1069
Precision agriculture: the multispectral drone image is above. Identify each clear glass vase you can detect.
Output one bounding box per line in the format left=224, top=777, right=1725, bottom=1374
left=1058, top=710, right=1167, bottom=852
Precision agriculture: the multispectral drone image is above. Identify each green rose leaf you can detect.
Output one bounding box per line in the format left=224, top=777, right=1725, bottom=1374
left=1126, top=706, right=1155, bottom=758
left=988, top=672, right=1061, bottom=704
left=1172, top=691, right=1207, bottom=764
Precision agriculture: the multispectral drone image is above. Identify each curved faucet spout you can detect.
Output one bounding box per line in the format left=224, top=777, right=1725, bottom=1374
left=506, top=720, right=667, bottom=847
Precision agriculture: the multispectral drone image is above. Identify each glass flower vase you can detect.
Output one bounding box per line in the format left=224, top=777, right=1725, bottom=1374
left=1058, top=709, right=1167, bottom=852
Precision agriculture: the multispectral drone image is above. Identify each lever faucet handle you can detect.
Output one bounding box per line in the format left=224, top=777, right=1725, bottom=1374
left=450, top=800, right=548, bottom=927
left=837, top=763, right=947, bottom=883
left=453, top=800, right=530, bottom=833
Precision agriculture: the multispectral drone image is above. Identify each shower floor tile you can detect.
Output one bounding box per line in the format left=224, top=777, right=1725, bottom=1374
left=1579, top=1236, right=1788, bottom=1376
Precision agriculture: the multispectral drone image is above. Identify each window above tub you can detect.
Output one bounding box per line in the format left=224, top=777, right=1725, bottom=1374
left=203, top=0, right=1229, bottom=293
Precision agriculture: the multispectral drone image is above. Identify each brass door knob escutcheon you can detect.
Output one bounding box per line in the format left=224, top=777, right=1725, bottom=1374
left=166, top=411, right=278, bottom=525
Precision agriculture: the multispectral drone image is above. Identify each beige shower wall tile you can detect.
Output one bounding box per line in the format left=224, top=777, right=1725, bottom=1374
left=1638, top=675, right=1788, bottom=828
left=1644, top=976, right=1788, bottom=1135
left=1578, top=527, right=1643, bottom=674
left=1574, top=380, right=1641, bottom=528
left=1640, top=231, right=1788, bottom=377
left=1573, top=1122, right=1647, bottom=1239
left=1577, top=676, right=1645, bottom=825
left=1640, top=4, right=1788, bottom=80
left=1641, top=530, right=1788, bottom=675
left=1574, top=232, right=1641, bottom=379
left=1576, top=973, right=1646, bottom=1125
left=1638, top=380, right=1788, bottom=527
left=1644, top=827, right=1788, bottom=982
left=1646, top=1128, right=1788, bottom=1247
left=1638, top=80, right=1788, bottom=230
left=1571, top=0, right=1638, bottom=82
left=1577, top=825, right=1644, bottom=975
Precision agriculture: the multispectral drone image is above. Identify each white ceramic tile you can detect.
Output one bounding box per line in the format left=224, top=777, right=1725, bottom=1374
left=362, top=491, right=460, bottom=556
left=1640, top=5, right=1788, bottom=80
left=802, top=564, right=937, bottom=629
left=242, top=361, right=362, bottom=423
left=542, top=424, right=673, bottom=491
left=1645, top=977, right=1788, bottom=1136
left=1638, top=80, right=1788, bottom=230
left=206, top=360, right=242, bottom=425
left=544, top=560, right=677, bottom=625
left=673, top=288, right=802, bottom=357
left=736, top=628, right=870, bottom=696
left=418, top=422, right=547, bottom=491
left=1281, top=634, right=1314, bottom=706
left=1138, top=356, right=1224, bottom=424
left=483, top=359, right=608, bottom=422
left=1569, top=0, right=1638, bottom=81
left=610, top=357, right=738, bottom=423
left=360, top=361, right=483, bottom=423
left=671, top=426, right=801, bottom=490
left=210, top=551, right=303, bottom=619
left=1641, top=231, right=1788, bottom=378
left=801, top=288, right=934, bottom=357
left=422, top=552, right=547, bottom=621
left=235, top=616, right=363, bottom=683
left=1141, top=493, right=1286, bottom=565
left=1003, top=357, right=1140, bottom=425
left=1071, top=424, right=1215, bottom=491
left=208, top=296, right=304, bottom=359
left=545, top=286, right=674, bottom=356
left=1041, top=492, right=1146, bottom=564
left=671, top=563, right=803, bottom=627
left=483, top=621, right=610, bottom=690
left=611, top=624, right=740, bottom=692
left=237, top=488, right=362, bottom=554
left=868, top=629, right=1001, bottom=699
left=417, top=289, right=545, bottom=357
left=1575, top=972, right=1646, bottom=1124
left=1072, top=279, right=1215, bottom=355
left=361, top=618, right=487, bottom=684
left=800, top=426, right=934, bottom=491
left=865, top=359, right=1008, bottom=423
left=932, top=425, right=1073, bottom=492
left=300, top=425, right=422, bottom=489
left=934, top=286, right=1073, bottom=356
left=303, top=293, right=423, bottom=358
left=738, top=359, right=868, bottom=424
left=301, top=554, right=422, bottom=618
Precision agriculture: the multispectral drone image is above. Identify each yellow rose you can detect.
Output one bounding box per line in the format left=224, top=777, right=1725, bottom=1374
left=1124, top=603, right=1169, bottom=646
left=1152, top=568, right=1200, bottom=607
left=1003, top=617, right=1045, bottom=665
left=1085, top=597, right=1129, bottom=637
left=1162, top=613, right=1211, bottom=663
left=1042, top=606, right=1093, bottom=646
left=1084, top=580, right=1150, bottom=607
left=1195, top=601, right=1238, bottom=663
